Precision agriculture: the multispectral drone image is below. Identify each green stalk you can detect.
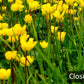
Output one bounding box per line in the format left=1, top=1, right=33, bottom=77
left=1, top=0, right=4, bottom=15
left=36, top=54, right=44, bottom=77
left=52, top=17, right=56, bottom=62
left=32, top=21, right=38, bottom=40
left=66, top=49, right=72, bottom=71
left=47, top=14, right=51, bottom=84
left=66, top=11, right=69, bottom=47
left=77, top=11, right=83, bottom=70
left=74, top=21, right=80, bottom=38
left=0, top=37, right=14, bottom=51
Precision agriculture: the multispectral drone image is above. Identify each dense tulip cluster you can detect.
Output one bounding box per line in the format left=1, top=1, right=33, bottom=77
left=0, top=0, right=83, bottom=83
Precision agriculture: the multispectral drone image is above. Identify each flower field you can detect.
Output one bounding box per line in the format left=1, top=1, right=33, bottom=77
left=0, top=0, right=84, bottom=84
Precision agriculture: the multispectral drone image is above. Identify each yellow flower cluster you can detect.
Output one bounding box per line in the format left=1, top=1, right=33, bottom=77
left=63, top=4, right=69, bottom=11
left=5, top=49, right=34, bottom=67
left=51, top=26, right=58, bottom=33
left=57, top=31, right=66, bottom=42
left=52, top=1, right=67, bottom=20
left=41, top=0, right=81, bottom=21
left=53, top=10, right=65, bottom=20
left=0, top=23, right=8, bottom=29
left=20, top=34, right=37, bottom=51
left=66, top=9, right=77, bottom=15
left=28, top=1, right=40, bottom=11
left=12, top=24, right=26, bottom=36
left=7, top=36, right=19, bottom=42
left=27, top=0, right=34, bottom=3
left=0, top=24, right=26, bottom=36
left=78, top=0, right=84, bottom=7
left=11, top=0, right=24, bottom=12
left=5, top=51, right=17, bottom=60
left=20, top=55, right=34, bottom=67
left=41, top=3, right=56, bottom=15
left=5, top=49, right=34, bottom=66
left=65, top=0, right=75, bottom=5
left=44, top=0, right=57, bottom=3
left=0, top=69, right=11, bottom=80
left=41, top=1, right=66, bottom=21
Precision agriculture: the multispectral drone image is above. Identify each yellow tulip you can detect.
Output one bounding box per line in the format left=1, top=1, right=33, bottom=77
left=57, top=31, right=66, bottom=42
left=40, top=41, right=48, bottom=48
left=0, top=69, right=11, bottom=80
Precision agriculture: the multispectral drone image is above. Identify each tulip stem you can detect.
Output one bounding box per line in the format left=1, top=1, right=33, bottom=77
left=6, top=0, right=8, bottom=11
left=63, top=0, right=65, bottom=3
left=29, top=24, right=31, bottom=36
left=25, top=0, right=26, bottom=3
left=1, top=0, right=4, bottom=15
left=30, top=10, right=32, bottom=16
left=34, top=10, right=36, bottom=27
left=49, top=14, right=51, bottom=30
left=47, top=14, right=52, bottom=84
left=15, top=64, right=17, bottom=84
left=16, top=12, right=18, bottom=23
left=45, top=16, right=48, bottom=27
left=29, top=10, right=32, bottom=36
left=66, top=11, right=69, bottom=45
left=11, top=37, right=15, bottom=84
left=11, top=60, right=15, bottom=84
left=12, top=12, right=14, bottom=26
left=53, top=18, right=56, bottom=62
left=25, top=51, right=27, bottom=84
left=27, top=67, right=31, bottom=84
left=48, top=14, right=51, bottom=59
left=45, top=15, right=48, bottom=40
left=1, top=80, right=3, bottom=84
